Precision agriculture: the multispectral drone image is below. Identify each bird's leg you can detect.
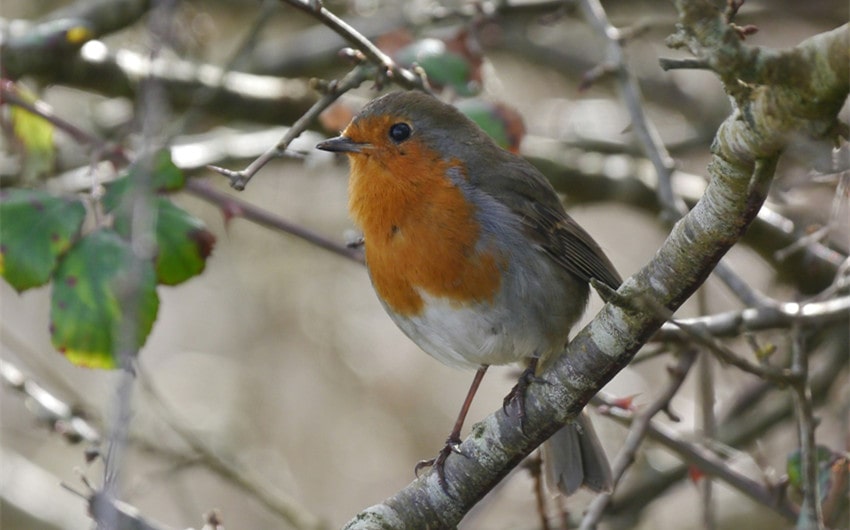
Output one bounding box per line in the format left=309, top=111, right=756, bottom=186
left=503, top=357, right=547, bottom=430
left=415, top=364, right=489, bottom=490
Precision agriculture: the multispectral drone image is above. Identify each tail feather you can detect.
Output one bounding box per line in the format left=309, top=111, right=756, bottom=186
left=545, top=411, right=612, bottom=495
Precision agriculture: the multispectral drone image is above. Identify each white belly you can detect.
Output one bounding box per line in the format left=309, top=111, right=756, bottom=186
left=385, top=290, right=565, bottom=370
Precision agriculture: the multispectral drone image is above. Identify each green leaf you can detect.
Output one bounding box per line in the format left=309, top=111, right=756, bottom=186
left=137, top=148, right=185, bottom=192
left=50, top=230, right=159, bottom=369
left=153, top=198, right=216, bottom=285
left=455, top=98, right=526, bottom=153
left=787, top=445, right=835, bottom=491
left=102, top=149, right=185, bottom=212
left=10, top=89, right=56, bottom=184
left=103, top=196, right=215, bottom=286
left=396, top=38, right=479, bottom=96
left=0, top=189, right=86, bottom=291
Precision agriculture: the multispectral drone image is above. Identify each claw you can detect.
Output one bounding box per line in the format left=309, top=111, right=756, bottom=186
left=414, top=436, right=464, bottom=495
left=503, top=361, right=548, bottom=431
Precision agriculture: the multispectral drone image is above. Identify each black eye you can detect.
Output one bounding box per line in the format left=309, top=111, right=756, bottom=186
left=388, top=122, right=411, bottom=143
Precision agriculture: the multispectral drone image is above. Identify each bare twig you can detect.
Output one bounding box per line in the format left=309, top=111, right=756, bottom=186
left=610, top=323, right=848, bottom=519
left=578, top=0, right=770, bottom=309
left=653, top=295, right=850, bottom=340
left=136, top=367, right=326, bottom=530
left=577, top=0, right=680, bottom=217
left=667, top=316, right=799, bottom=385
left=600, top=397, right=799, bottom=521
left=208, top=64, right=370, bottom=189
left=89, top=491, right=176, bottom=530
left=279, top=0, right=427, bottom=91
left=100, top=4, right=180, bottom=522
left=580, top=349, right=698, bottom=529
left=185, top=179, right=364, bottom=263
left=789, top=321, right=826, bottom=529
left=0, top=359, right=100, bottom=445
left=696, top=290, right=717, bottom=530
left=523, top=455, right=551, bottom=530
left=0, top=79, right=129, bottom=165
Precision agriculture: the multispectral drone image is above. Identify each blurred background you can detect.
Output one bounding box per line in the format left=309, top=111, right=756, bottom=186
left=1, top=1, right=847, bottom=529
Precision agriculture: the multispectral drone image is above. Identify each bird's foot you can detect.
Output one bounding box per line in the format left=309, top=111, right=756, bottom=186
left=414, top=435, right=464, bottom=494
left=503, top=365, right=548, bottom=431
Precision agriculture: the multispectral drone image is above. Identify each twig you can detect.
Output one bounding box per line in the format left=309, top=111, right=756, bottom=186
left=667, top=316, right=799, bottom=385
left=578, top=0, right=770, bottom=309
left=185, top=179, right=364, bottom=263
left=101, top=3, right=179, bottom=522
left=658, top=57, right=712, bottom=70
left=631, top=289, right=799, bottom=385
left=580, top=349, right=698, bottom=529
left=89, top=491, right=175, bottom=530
left=610, top=323, right=848, bottom=518
left=523, top=455, right=551, bottom=530
left=208, top=64, right=370, bottom=190
left=696, top=289, right=717, bottom=530
left=136, top=366, right=326, bottom=530
left=577, top=0, right=681, bottom=218
left=0, top=79, right=129, bottom=165
left=600, top=398, right=799, bottom=521
left=789, top=320, right=826, bottom=529
left=653, top=295, right=850, bottom=340
left=0, top=358, right=101, bottom=445
left=280, top=0, right=427, bottom=91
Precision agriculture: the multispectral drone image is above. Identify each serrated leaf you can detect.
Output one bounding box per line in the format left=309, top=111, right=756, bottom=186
left=154, top=198, right=216, bottom=285
left=0, top=189, right=86, bottom=291
left=50, top=230, right=159, bottom=369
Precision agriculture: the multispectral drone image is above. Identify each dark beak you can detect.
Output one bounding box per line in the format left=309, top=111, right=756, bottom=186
left=316, top=136, right=369, bottom=153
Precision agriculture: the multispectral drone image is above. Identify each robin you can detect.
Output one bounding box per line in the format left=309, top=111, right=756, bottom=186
left=317, top=90, right=620, bottom=495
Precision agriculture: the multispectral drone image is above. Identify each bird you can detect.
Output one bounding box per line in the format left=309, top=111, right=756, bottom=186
left=316, top=90, right=620, bottom=495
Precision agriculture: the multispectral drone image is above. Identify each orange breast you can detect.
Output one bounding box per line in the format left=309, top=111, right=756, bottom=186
left=348, top=143, right=502, bottom=316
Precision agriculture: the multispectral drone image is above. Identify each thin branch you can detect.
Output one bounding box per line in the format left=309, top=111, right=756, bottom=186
left=136, top=367, right=327, bottom=530
left=0, top=79, right=129, bottom=165
left=578, top=0, right=681, bottom=217
left=0, top=358, right=101, bottom=445
left=580, top=349, right=698, bottom=529
left=209, top=0, right=438, bottom=189
left=666, top=315, right=799, bottom=385
left=789, top=321, right=826, bottom=529
left=89, top=491, right=176, bottom=530
left=696, top=290, right=717, bottom=530
left=610, top=323, right=848, bottom=518
left=279, top=0, right=427, bottom=92
left=653, top=295, right=850, bottom=340
left=599, top=401, right=799, bottom=521
left=209, top=64, right=371, bottom=189
left=185, top=179, right=364, bottom=263
left=577, top=0, right=770, bottom=309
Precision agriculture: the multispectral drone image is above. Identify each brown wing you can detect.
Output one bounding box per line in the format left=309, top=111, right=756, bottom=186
left=468, top=152, right=622, bottom=290
left=526, top=201, right=622, bottom=290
